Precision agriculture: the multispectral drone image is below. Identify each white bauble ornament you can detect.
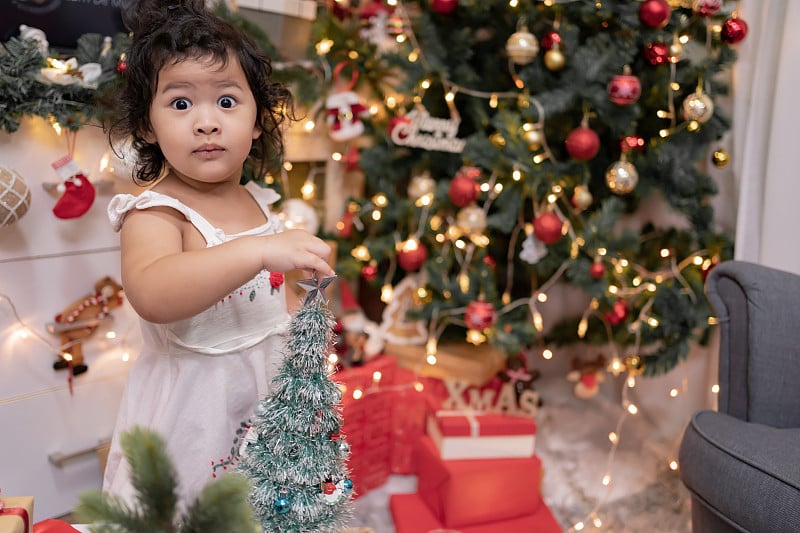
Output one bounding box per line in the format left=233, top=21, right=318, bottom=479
left=605, top=159, right=639, bottom=195
left=456, top=204, right=487, bottom=235
left=279, top=198, right=320, bottom=235
left=506, top=25, right=539, bottom=65
left=0, top=166, right=32, bottom=227
left=682, top=91, right=715, bottom=123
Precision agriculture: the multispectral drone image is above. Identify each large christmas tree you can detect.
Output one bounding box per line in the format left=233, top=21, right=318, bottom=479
left=308, top=0, right=745, bottom=377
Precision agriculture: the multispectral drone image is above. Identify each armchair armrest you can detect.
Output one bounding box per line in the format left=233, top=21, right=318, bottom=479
left=706, top=261, right=800, bottom=427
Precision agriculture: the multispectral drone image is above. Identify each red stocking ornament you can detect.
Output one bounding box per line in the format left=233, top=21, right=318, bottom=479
left=51, top=156, right=95, bottom=219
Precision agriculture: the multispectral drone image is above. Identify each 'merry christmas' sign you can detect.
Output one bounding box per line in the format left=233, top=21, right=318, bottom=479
left=390, top=107, right=465, bottom=153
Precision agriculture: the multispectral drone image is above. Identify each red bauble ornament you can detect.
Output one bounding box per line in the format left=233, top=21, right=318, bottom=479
left=540, top=31, right=562, bottom=52
left=589, top=261, right=606, bottom=280
left=639, top=0, right=671, bottom=29
left=607, top=70, right=642, bottom=106
left=604, top=300, right=629, bottom=326
left=620, top=135, right=646, bottom=154
left=359, top=0, right=393, bottom=19
left=565, top=126, right=600, bottom=161
left=361, top=263, right=378, bottom=282
left=533, top=212, right=563, bottom=244
left=643, top=42, right=669, bottom=66
left=430, top=0, right=458, bottom=14
left=721, top=17, right=748, bottom=45
left=397, top=240, right=428, bottom=271
left=465, top=300, right=497, bottom=330
left=449, top=167, right=480, bottom=207
left=115, top=59, right=127, bottom=74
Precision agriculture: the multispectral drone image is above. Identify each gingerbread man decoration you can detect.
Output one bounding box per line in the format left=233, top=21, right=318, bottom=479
left=49, top=276, right=124, bottom=378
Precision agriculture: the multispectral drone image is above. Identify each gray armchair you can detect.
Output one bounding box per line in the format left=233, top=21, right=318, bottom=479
left=679, top=261, right=800, bottom=532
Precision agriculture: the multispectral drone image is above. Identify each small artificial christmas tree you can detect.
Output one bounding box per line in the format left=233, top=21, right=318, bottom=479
left=236, top=274, right=354, bottom=533
left=74, top=426, right=256, bottom=533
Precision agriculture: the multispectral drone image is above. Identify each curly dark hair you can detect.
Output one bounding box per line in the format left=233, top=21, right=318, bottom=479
left=109, top=0, right=293, bottom=184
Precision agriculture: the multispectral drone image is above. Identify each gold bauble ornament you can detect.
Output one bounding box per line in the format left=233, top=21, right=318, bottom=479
left=682, top=90, right=715, bottom=123
left=712, top=148, right=730, bottom=168
left=408, top=171, right=436, bottom=201
left=625, top=355, right=645, bottom=376
left=544, top=44, right=566, bottom=71
left=605, top=158, right=639, bottom=195
left=572, top=185, right=593, bottom=211
left=456, top=204, right=488, bottom=235
left=523, top=127, right=544, bottom=151
left=0, top=166, right=32, bottom=227
left=506, top=26, right=539, bottom=65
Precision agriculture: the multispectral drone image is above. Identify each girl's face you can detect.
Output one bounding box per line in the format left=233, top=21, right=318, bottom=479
left=146, top=54, right=260, bottom=187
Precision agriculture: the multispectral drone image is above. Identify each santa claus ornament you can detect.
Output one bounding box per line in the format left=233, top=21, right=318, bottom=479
left=326, top=62, right=369, bottom=143
left=51, top=155, right=96, bottom=219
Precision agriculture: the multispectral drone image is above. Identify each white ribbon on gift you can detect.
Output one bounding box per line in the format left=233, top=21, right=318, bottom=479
left=435, top=410, right=482, bottom=438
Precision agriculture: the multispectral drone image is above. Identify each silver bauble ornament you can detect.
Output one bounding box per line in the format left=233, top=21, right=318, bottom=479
left=506, top=26, right=539, bottom=65
left=682, top=91, right=715, bottom=123
left=605, top=159, right=639, bottom=195
left=456, top=204, right=488, bottom=235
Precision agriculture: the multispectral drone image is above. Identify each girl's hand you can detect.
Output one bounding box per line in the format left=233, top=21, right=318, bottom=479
left=262, top=230, right=335, bottom=277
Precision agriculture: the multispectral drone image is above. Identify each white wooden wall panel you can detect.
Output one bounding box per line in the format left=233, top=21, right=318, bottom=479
left=0, top=118, right=141, bottom=521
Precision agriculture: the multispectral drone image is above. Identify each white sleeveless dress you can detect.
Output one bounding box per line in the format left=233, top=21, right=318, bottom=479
left=103, top=182, right=289, bottom=509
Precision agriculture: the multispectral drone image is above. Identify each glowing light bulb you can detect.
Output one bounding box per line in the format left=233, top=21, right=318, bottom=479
left=577, top=318, right=588, bottom=338
left=381, top=284, right=393, bottom=303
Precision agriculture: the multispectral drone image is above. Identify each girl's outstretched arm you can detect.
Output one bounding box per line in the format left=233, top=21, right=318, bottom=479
left=119, top=206, right=334, bottom=324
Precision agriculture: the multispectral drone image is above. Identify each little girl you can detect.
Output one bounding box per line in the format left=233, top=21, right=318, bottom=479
left=103, top=0, right=334, bottom=508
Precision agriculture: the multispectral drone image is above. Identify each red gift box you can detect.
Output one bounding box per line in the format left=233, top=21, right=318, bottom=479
left=427, top=411, right=537, bottom=460
left=415, top=436, right=542, bottom=528
left=390, top=492, right=562, bottom=533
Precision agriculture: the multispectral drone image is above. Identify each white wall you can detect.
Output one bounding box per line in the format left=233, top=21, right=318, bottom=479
left=0, top=118, right=142, bottom=520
